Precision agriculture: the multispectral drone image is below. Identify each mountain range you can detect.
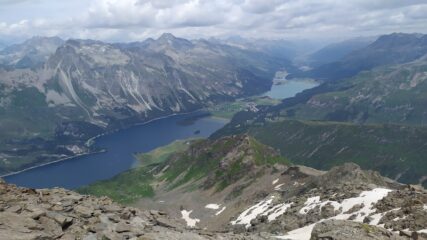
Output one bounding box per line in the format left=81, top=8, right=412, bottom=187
left=214, top=36, right=324, bottom=64
left=0, top=33, right=290, bottom=174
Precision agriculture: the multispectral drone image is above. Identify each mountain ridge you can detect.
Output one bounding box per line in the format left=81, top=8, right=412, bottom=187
left=306, top=36, right=375, bottom=67
left=0, top=33, right=289, bottom=175
left=295, top=32, right=427, bottom=81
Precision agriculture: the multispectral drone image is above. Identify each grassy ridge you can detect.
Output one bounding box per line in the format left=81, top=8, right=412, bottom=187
left=79, top=135, right=290, bottom=203
left=160, top=135, right=290, bottom=190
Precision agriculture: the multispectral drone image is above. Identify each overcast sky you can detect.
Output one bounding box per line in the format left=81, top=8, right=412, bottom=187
left=1, top=0, right=426, bottom=43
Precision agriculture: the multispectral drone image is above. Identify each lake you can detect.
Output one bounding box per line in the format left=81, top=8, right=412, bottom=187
left=263, top=79, right=319, bottom=99
left=4, top=78, right=319, bottom=190
left=4, top=112, right=227, bottom=189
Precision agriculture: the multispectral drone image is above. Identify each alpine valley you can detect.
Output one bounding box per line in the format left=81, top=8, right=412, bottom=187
left=0, top=33, right=290, bottom=174
left=1, top=31, right=427, bottom=240
left=215, top=33, right=427, bottom=188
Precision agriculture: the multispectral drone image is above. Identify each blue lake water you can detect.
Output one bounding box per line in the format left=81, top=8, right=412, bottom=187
left=4, top=112, right=227, bottom=189
left=4, top=79, right=318, bottom=190
left=264, top=80, right=319, bottom=99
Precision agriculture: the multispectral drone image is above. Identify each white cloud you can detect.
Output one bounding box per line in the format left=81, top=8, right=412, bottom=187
left=0, top=0, right=427, bottom=42
left=241, top=0, right=283, bottom=14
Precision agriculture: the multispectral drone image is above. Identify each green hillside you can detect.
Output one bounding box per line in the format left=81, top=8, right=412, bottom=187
left=216, top=119, right=427, bottom=187
left=282, top=60, right=427, bottom=125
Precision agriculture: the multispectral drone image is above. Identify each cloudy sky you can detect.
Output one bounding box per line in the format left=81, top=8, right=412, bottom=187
left=0, top=0, right=426, bottom=43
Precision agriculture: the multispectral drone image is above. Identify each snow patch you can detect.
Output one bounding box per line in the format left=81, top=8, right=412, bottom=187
left=369, top=212, right=385, bottom=225
left=181, top=210, right=199, bottom=228
left=276, top=223, right=315, bottom=240
left=272, top=178, right=279, bottom=185
left=205, top=204, right=220, bottom=210
left=277, top=188, right=393, bottom=240
left=331, top=188, right=392, bottom=222
left=370, top=208, right=401, bottom=225
left=45, top=90, right=72, bottom=106
left=299, top=196, right=321, bottom=214
left=231, top=196, right=293, bottom=227
left=298, top=188, right=392, bottom=222
left=231, top=196, right=274, bottom=228
left=215, top=207, right=227, bottom=216
left=274, top=183, right=285, bottom=191
left=263, top=203, right=293, bottom=222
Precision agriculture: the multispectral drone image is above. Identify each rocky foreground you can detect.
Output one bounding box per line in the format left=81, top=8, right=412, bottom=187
left=0, top=179, right=263, bottom=240
left=77, top=135, right=427, bottom=240
left=2, top=134, right=426, bottom=240
left=1, top=165, right=427, bottom=240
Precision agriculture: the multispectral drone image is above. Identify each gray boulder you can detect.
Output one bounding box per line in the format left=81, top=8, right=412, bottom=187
left=310, top=220, right=409, bottom=240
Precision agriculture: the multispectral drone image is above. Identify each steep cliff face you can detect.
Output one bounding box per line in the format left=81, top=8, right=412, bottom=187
left=0, top=34, right=285, bottom=131
left=42, top=34, right=284, bottom=126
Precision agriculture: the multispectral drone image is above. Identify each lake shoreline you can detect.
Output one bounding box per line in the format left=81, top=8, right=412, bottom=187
left=0, top=149, right=106, bottom=178
left=5, top=111, right=227, bottom=189
left=2, top=110, right=214, bottom=180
